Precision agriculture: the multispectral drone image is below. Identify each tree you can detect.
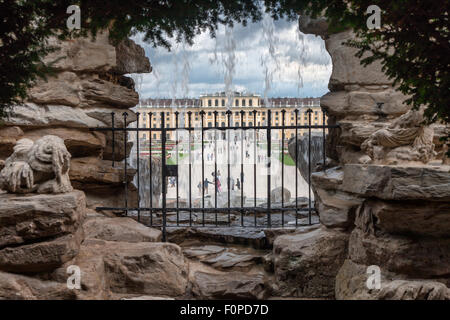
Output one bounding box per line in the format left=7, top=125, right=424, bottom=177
left=267, top=0, right=450, bottom=146
left=1, top=0, right=449, bottom=149
left=0, top=0, right=265, bottom=117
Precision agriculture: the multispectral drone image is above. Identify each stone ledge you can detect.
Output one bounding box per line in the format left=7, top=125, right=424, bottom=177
left=0, top=190, right=86, bottom=248
left=341, top=164, right=450, bottom=201
left=0, top=271, right=76, bottom=300
left=356, top=199, right=450, bottom=238
left=0, top=226, right=84, bottom=273
left=336, top=259, right=450, bottom=300
left=348, top=228, right=450, bottom=278
left=272, top=227, right=349, bottom=298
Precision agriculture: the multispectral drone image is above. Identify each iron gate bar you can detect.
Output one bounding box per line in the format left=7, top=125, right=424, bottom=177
left=214, top=111, right=219, bottom=226
left=161, top=112, right=167, bottom=241
left=281, top=109, right=285, bottom=226
left=253, top=110, right=257, bottom=227
left=323, top=111, right=326, bottom=168
left=187, top=111, right=193, bottom=227
left=148, top=112, right=153, bottom=226
left=123, top=112, right=128, bottom=215
left=93, top=207, right=316, bottom=212
left=175, top=111, right=179, bottom=226
left=266, top=109, right=271, bottom=228
left=240, top=110, right=244, bottom=227
left=294, top=109, right=299, bottom=227
left=92, top=125, right=336, bottom=131
left=307, top=108, right=312, bottom=225
left=226, top=110, right=232, bottom=225
left=136, top=112, right=141, bottom=222
left=200, top=110, right=205, bottom=226
left=91, top=108, right=340, bottom=241
left=111, top=112, right=115, bottom=167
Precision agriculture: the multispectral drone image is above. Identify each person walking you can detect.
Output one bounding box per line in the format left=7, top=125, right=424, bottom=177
left=236, top=178, right=241, bottom=190
left=216, top=178, right=222, bottom=193
left=197, top=181, right=202, bottom=195
left=204, top=178, right=212, bottom=194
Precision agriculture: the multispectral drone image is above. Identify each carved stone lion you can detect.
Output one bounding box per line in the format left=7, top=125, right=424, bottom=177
left=360, top=108, right=435, bottom=164
left=0, top=135, right=72, bottom=194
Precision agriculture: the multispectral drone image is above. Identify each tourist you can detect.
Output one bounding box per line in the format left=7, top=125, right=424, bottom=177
left=204, top=178, right=212, bottom=194
left=236, top=178, right=241, bottom=190
left=227, top=176, right=235, bottom=191
left=197, top=181, right=202, bottom=195
left=216, top=178, right=222, bottom=193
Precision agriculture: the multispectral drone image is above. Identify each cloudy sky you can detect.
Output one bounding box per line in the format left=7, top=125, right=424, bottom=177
left=131, top=15, right=331, bottom=100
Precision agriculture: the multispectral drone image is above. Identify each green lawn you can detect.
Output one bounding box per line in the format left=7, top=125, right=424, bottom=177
left=278, top=152, right=296, bottom=166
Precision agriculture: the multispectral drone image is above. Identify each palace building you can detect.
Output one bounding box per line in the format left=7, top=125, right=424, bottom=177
left=135, top=92, right=325, bottom=142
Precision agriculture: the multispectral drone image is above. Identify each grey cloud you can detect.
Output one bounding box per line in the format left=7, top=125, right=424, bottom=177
left=134, top=16, right=331, bottom=100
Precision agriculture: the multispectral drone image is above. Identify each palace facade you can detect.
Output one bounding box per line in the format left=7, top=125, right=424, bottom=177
left=135, top=92, right=325, bottom=142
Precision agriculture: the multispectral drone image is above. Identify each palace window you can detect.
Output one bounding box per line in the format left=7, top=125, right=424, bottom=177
left=249, top=99, right=253, bottom=107
left=235, top=99, right=239, bottom=107
left=208, top=122, right=212, bottom=127
left=242, top=99, right=246, bottom=107
left=215, top=99, right=218, bottom=107
left=208, top=99, right=212, bottom=107
left=208, top=112, right=212, bottom=116
left=221, top=99, right=225, bottom=107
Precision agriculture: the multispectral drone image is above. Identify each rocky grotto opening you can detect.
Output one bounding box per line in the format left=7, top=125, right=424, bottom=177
left=0, top=1, right=448, bottom=302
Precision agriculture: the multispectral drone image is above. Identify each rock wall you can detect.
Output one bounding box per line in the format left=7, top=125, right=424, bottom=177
left=0, top=32, right=150, bottom=209
left=294, top=24, right=450, bottom=299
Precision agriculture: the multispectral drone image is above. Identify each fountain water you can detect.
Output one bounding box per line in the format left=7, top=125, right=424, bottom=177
left=223, top=26, right=236, bottom=110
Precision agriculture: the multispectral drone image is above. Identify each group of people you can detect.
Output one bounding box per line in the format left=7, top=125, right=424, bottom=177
left=168, top=176, right=176, bottom=188
left=197, top=171, right=245, bottom=195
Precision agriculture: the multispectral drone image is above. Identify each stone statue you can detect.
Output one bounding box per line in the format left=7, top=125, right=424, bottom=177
left=360, top=108, right=435, bottom=164
left=0, top=135, right=72, bottom=194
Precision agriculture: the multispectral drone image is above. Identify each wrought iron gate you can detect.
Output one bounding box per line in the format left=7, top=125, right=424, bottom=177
left=90, top=108, right=338, bottom=241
